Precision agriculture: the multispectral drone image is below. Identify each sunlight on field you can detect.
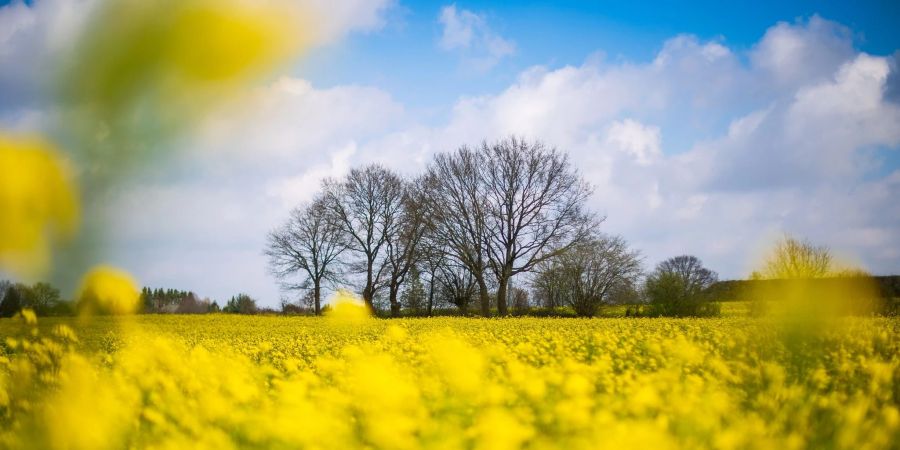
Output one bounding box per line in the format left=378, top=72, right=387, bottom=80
left=1, top=314, right=898, bottom=449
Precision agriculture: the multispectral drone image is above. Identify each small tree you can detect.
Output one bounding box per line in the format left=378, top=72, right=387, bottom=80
left=322, top=165, right=405, bottom=311
left=533, top=234, right=642, bottom=317
left=175, top=292, right=208, bottom=314
left=510, top=286, right=530, bottom=313
left=267, top=196, right=347, bottom=315
left=0, top=285, right=22, bottom=317
left=479, top=137, right=595, bottom=315
left=21, top=282, right=62, bottom=316
left=643, top=255, right=719, bottom=317
left=751, top=235, right=832, bottom=280
left=224, top=294, right=257, bottom=314
left=400, top=265, right=427, bottom=315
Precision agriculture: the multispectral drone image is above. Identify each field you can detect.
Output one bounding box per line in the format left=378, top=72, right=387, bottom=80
left=2, top=307, right=899, bottom=450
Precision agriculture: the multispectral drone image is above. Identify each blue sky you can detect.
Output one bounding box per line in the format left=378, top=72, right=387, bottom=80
left=299, top=1, right=900, bottom=113
left=1, top=0, right=899, bottom=306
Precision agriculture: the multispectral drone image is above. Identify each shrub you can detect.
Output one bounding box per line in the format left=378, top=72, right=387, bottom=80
left=640, top=255, right=720, bottom=317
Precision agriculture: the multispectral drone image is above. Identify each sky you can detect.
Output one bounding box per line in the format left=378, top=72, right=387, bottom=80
left=1, top=0, right=899, bottom=306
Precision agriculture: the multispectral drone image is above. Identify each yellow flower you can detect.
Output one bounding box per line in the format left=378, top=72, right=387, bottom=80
left=0, top=135, right=79, bottom=277
left=76, top=266, right=141, bottom=315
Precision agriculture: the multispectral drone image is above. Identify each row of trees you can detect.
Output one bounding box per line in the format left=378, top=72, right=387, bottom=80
left=0, top=281, right=69, bottom=317
left=0, top=282, right=265, bottom=317
left=267, top=137, right=601, bottom=316
left=267, top=136, right=726, bottom=317
left=140, top=289, right=267, bottom=314
left=140, top=287, right=215, bottom=314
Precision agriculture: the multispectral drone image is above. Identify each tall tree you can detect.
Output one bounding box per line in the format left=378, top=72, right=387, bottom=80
left=480, top=137, right=595, bottom=315
left=383, top=179, right=428, bottom=316
left=419, top=236, right=449, bottom=316
left=323, top=165, right=405, bottom=310
left=422, top=147, right=493, bottom=315
left=266, top=196, right=347, bottom=315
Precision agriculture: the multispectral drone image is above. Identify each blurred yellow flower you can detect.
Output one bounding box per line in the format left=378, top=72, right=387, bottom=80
left=76, top=265, right=141, bottom=315
left=0, top=135, right=80, bottom=278
left=61, top=0, right=306, bottom=129
left=325, top=290, right=372, bottom=323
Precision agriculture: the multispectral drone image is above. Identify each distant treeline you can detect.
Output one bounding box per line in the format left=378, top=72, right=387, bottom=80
left=0, top=281, right=273, bottom=317
left=708, top=276, right=900, bottom=302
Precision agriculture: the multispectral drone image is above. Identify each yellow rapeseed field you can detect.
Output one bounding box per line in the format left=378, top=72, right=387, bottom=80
left=1, top=308, right=898, bottom=450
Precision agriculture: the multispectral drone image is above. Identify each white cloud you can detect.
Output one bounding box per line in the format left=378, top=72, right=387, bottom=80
left=0, top=0, right=95, bottom=113
left=438, top=4, right=515, bottom=71
left=751, top=15, right=855, bottom=89
left=2, top=6, right=899, bottom=305
left=422, top=16, right=900, bottom=278
left=107, top=79, right=405, bottom=303
left=605, top=119, right=662, bottom=166
left=265, top=142, right=356, bottom=208
left=151, top=15, right=899, bottom=298
left=300, top=0, right=394, bottom=45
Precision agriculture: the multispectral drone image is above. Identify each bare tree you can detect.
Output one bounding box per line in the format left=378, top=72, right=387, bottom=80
left=751, top=235, right=833, bottom=280
left=266, top=196, right=347, bottom=315
left=418, top=236, right=447, bottom=316
left=383, top=179, right=428, bottom=316
left=323, top=165, right=405, bottom=310
left=480, top=137, right=595, bottom=315
left=656, top=255, right=718, bottom=292
left=533, top=234, right=642, bottom=316
left=434, top=260, right=479, bottom=314
left=531, top=260, right=567, bottom=309
left=510, top=286, right=530, bottom=313
left=422, top=148, right=493, bottom=316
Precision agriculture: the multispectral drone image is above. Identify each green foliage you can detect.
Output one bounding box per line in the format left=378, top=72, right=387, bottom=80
left=0, top=281, right=68, bottom=317
left=0, top=284, right=22, bottom=317
left=643, top=272, right=720, bottom=317
left=640, top=255, right=720, bottom=317
left=224, top=293, right=258, bottom=314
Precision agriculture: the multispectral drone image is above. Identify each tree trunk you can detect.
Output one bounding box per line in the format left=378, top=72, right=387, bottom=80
left=426, top=272, right=435, bottom=317
left=362, top=257, right=375, bottom=310
left=496, top=273, right=509, bottom=316
left=476, top=275, right=490, bottom=317
left=389, top=283, right=401, bottom=317
left=314, top=283, right=322, bottom=316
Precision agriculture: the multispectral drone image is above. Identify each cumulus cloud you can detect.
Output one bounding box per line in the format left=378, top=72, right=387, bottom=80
left=105, top=78, right=405, bottom=302
left=421, top=16, right=900, bottom=279
left=438, top=4, right=515, bottom=71
left=116, top=15, right=898, bottom=301
left=300, top=0, right=394, bottom=45
left=751, top=15, right=856, bottom=89
left=605, top=119, right=663, bottom=166
left=0, top=0, right=94, bottom=114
